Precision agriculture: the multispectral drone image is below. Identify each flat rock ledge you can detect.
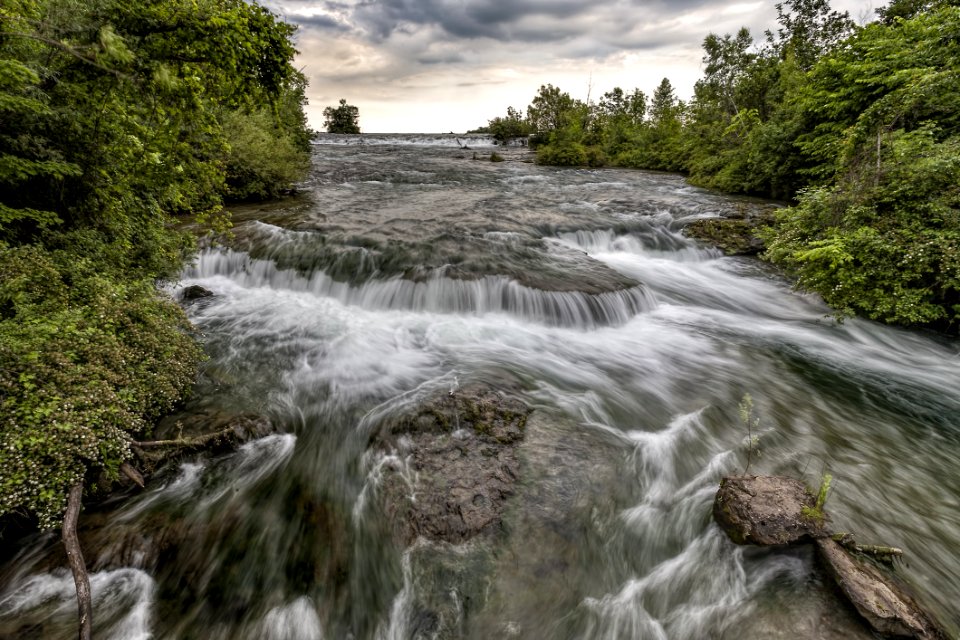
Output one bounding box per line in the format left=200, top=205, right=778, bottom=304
left=374, top=383, right=531, bottom=546
left=682, top=206, right=776, bottom=256
left=714, top=475, right=948, bottom=639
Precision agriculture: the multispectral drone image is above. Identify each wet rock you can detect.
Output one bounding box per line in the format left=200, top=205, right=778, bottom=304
left=683, top=206, right=776, bottom=256
left=180, top=284, right=214, bottom=302
left=816, top=538, right=947, bottom=640
left=713, top=475, right=828, bottom=545
left=375, top=383, right=530, bottom=546
left=684, top=218, right=766, bottom=255
left=714, top=476, right=950, bottom=639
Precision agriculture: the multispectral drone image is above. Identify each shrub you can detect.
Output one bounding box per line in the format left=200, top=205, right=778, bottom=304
left=536, top=141, right=588, bottom=166
left=0, top=246, right=204, bottom=528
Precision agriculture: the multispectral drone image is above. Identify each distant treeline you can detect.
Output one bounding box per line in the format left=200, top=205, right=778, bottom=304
left=476, top=0, right=960, bottom=332
left=0, top=0, right=311, bottom=530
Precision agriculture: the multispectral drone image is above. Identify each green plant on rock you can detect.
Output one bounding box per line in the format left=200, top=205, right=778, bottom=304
left=801, top=473, right=832, bottom=523
left=739, top=393, right=761, bottom=475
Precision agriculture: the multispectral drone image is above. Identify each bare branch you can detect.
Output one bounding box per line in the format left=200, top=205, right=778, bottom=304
left=62, top=482, right=93, bottom=640
left=5, top=31, right=130, bottom=79
left=119, top=462, right=145, bottom=488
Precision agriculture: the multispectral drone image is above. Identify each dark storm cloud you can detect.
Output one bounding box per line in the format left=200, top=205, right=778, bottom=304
left=293, top=14, right=351, bottom=31
left=417, top=52, right=466, bottom=65
left=352, top=0, right=590, bottom=40
left=275, top=0, right=731, bottom=51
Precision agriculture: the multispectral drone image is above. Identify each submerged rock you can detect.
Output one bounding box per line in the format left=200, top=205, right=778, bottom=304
left=713, top=475, right=828, bottom=545
left=374, top=383, right=530, bottom=546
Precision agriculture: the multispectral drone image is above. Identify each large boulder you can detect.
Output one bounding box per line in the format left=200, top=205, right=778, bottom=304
left=713, top=475, right=828, bottom=545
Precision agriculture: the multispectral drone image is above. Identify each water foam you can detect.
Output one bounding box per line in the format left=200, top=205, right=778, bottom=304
left=182, top=249, right=656, bottom=329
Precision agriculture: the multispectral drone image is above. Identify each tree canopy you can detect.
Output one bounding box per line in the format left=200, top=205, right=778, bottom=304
left=323, top=98, right=361, bottom=134
left=0, top=0, right=311, bottom=530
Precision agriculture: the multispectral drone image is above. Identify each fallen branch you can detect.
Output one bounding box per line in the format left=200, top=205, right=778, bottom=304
left=119, top=462, right=145, bottom=488
left=134, top=429, right=238, bottom=450
left=833, top=532, right=903, bottom=563
left=63, top=482, right=93, bottom=640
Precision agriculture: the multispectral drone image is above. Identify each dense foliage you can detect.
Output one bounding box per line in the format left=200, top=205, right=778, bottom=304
left=323, top=98, right=361, bottom=134
left=475, top=0, right=960, bottom=331
left=0, top=0, right=311, bottom=528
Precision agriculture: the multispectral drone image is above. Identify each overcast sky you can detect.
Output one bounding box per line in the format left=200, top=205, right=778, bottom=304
left=262, top=0, right=877, bottom=133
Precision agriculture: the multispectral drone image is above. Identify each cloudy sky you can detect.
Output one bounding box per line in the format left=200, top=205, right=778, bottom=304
left=262, top=0, right=876, bottom=133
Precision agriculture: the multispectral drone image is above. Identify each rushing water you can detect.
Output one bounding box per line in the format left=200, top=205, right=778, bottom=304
left=2, top=134, right=959, bottom=639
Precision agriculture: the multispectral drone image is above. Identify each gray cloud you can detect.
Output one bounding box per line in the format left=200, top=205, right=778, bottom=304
left=293, top=14, right=352, bottom=31
left=275, top=0, right=728, bottom=51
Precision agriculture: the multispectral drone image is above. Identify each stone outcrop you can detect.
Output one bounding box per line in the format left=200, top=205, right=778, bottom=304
left=683, top=206, right=776, bottom=256
left=817, top=538, right=946, bottom=640
left=374, top=383, right=530, bottom=546
left=714, top=475, right=949, bottom=639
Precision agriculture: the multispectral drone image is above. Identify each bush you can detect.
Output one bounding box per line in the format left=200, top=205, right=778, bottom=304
left=0, top=246, right=204, bottom=528
left=536, top=141, right=588, bottom=166
left=222, top=109, right=311, bottom=201
left=763, top=127, right=960, bottom=328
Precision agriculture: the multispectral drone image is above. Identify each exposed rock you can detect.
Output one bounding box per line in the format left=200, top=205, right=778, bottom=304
left=180, top=284, right=214, bottom=302
left=816, top=538, right=947, bottom=639
left=714, top=475, right=828, bottom=545
left=714, top=475, right=951, bottom=639
left=684, top=218, right=766, bottom=255
left=684, top=204, right=777, bottom=256
left=375, top=383, right=530, bottom=546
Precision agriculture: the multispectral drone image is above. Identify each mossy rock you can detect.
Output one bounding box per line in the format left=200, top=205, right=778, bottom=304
left=389, top=384, right=529, bottom=444
left=684, top=213, right=773, bottom=256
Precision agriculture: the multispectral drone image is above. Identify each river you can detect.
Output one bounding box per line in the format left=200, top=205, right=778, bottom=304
left=1, top=134, right=958, bottom=639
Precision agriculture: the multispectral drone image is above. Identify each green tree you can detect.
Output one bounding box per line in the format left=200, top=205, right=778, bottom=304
left=701, top=28, right=756, bottom=116
left=0, top=0, right=310, bottom=533
left=526, top=84, right=577, bottom=137
left=323, top=98, right=361, bottom=134
left=764, top=6, right=960, bottom=328
left=766, top=0, right=855, bottom=70
left=486, top=106, right=531, bottom=145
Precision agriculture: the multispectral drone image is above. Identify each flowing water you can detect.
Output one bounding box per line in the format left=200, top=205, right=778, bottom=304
left=2, top=134, right=959, bottom=639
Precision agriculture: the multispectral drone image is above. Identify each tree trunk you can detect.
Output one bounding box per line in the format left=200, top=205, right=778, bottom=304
left=63, top=482, right=93, bottom=640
